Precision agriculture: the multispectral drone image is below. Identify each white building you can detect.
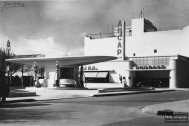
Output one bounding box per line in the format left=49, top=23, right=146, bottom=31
left=6, top=18, right=189, bottom=88
left=83, top=18, right=189, bottom=88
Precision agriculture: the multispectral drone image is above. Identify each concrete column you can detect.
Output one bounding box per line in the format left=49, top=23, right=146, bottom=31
left=33, top=62, right=37, bottom=86
left=55, top=61, right=60, bottom=87
left=125, top=61, right=134, bottom=87
left=80, top=66, right=84, bottom=88
left=74, top=67, right=79, bottom=87
left=169, top=59, right=177, bottom=88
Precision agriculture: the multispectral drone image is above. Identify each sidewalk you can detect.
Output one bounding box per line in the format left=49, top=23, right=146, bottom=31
left=141, top=98, right=189, bottom=114
left=93, top=88, right=175, bottom=96
left=5, top=85, right=189, bottom=116
left=140, top=88, right=189, bottom=114
left=7, top=87, right=98, bottom=102
left=6, top=85, right=178, bottom=102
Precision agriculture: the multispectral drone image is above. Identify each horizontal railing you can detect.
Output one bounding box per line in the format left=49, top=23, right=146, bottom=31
left=129, top=56, right=177, bottom=67
left=86, top=32, right=115, bottom=39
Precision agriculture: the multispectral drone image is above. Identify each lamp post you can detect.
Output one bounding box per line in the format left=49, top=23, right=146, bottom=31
left=55, top=61, right=59, bottom=87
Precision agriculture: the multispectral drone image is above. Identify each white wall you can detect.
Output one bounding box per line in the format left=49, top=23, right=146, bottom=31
left=128, top=29, right=187, bottom=57
left=84, top=18, right=189, bottom=58
left=84, top=36, right=132, bottom=57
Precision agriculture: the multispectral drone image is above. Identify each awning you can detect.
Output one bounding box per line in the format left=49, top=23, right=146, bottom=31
left=96, top=72, right=108, bottom=78
left=6, top=56, right=117, bottom=67
left=84, top=72, right=98, bottom=78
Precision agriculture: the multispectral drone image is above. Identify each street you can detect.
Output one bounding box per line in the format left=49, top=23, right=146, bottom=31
left=1, top=90, right=189, bottom=126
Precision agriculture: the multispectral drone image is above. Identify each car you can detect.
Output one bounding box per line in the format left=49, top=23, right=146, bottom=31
left=136, top=79, right=164, bottom=88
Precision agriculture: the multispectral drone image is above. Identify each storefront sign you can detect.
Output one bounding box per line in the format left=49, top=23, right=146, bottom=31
left=117, top=20, right=122, bottom=56
left=138, top=65, right=166, bottom=69
left=83, top=66, right=97, bottom=70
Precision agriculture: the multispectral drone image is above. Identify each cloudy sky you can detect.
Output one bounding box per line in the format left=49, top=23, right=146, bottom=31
left=0, top=0, right=189, bottom=57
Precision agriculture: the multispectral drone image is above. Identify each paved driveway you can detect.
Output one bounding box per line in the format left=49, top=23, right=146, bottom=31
left=1, top=90, right=189, bottom=126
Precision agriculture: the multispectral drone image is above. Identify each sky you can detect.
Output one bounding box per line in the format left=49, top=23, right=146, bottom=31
left=0, top=0, right=189, bottom=57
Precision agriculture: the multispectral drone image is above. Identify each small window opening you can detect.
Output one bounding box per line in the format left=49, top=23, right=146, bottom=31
left=154, top=49, right=157, bottom=53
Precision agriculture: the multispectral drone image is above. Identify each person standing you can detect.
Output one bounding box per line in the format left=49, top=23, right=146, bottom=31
left=119, top=74, right=122, bottom=83
left=123, top=76, right=128, bottom=87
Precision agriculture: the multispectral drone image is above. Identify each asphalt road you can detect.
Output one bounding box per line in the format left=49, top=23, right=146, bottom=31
left=1, top=90, right=189, bottom=126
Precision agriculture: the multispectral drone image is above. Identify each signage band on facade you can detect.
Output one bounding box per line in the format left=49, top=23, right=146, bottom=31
left=117, top=20, right=125, bottom=61
left=137, top=65, right=167, bottom=69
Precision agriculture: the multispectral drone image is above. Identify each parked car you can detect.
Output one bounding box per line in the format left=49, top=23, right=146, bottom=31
left=136, top=79, right=164, bottom=88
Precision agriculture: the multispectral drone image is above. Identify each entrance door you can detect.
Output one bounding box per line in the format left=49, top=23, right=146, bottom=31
left=60, top=68, right=74, bottom=79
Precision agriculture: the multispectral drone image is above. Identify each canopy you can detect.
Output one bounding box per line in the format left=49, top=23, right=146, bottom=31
left=84, top=72, right=98, bottom=78
left=6, top=55, right=117, bottom=67
left=84, top=72, right=108, bottom=78
left=96, top=72, right=108, bottom=78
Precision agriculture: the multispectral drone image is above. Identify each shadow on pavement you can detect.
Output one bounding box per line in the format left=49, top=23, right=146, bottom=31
left=0, top=109, right=75, bottom=124
left=6, top=99, right=36, bottom=103
left=0, top=101, right=51, bottom=108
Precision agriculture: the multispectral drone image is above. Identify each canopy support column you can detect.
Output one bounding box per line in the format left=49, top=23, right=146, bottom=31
left=80, top=66, right=84, bottom=88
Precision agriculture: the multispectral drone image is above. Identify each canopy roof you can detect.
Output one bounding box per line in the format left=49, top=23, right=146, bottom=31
left=6, top=55, right=117, bottom=67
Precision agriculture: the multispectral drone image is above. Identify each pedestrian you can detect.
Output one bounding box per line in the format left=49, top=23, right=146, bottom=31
left=123, top=76, right=128, bottom=87
left=119, top=74, right=122, bottom=83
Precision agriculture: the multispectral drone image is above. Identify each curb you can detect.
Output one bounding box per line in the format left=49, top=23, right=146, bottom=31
left=8, top=92, right=36, bottom=97
left=97, top=87, right=155, bottom=93
left=93, top=90, right=175, bottom=97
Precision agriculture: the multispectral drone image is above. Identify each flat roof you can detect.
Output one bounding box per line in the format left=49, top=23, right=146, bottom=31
left=6, top=55, right=117, bottom=67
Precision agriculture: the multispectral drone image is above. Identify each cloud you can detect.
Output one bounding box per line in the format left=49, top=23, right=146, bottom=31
left=15, top=36, right=66, bottom=57
left=1, top=0, right=189, bottom=59
left=0, top=34, right=65, bottom=57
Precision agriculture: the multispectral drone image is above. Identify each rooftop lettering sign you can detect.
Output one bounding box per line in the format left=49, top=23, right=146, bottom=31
left=117, top=20, right=122, bottom=56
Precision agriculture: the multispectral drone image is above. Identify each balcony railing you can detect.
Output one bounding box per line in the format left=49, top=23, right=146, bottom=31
left=129, top=56, right=177, bottom=68
left=86, top=32, right=116, bottom=39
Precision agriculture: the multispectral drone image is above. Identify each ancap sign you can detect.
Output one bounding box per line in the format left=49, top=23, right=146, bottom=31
left=117, top=20, right=122, bottom=56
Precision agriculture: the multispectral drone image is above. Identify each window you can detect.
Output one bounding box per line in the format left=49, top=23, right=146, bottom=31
left=154, top=49, right=157, bottom=53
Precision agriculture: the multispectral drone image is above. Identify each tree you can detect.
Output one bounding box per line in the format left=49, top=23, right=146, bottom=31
left=0, top=48, right=21, bottom=75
